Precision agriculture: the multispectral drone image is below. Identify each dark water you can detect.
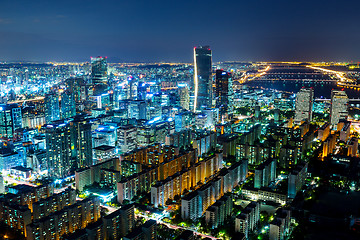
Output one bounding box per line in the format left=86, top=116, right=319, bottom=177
left=245, top=80, right=360, bottom=99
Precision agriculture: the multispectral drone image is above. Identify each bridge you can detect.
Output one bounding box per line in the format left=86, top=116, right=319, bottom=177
left=251, top=78, right=337, bottom=83
left=314, top=98, right=360, bottom=102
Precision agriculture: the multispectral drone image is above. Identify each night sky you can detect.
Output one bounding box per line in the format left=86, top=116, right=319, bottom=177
left=1, top=0, right=360, bottom=62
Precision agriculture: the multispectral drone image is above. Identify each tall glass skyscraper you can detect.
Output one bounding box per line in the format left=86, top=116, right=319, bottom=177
left=193, top=46, right=212, bottom=112
left=215, top=69, right=233, bottom=117
left=44, top=93, right=60, bottom=123
left=61, top=91, right=76, bottom=119
left=0, top=104, right=22, bottom=140
left=91, top=56, right=108, bottom=86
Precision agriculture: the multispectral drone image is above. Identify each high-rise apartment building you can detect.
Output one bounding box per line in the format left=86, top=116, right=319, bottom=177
left=330, top=90, right=348, bottom=129
left=45, top=121, right=74, bottom=178
left=254, top=158, right=277, bottom=189
left=215, top=69, right=233, bottom=117
left=235, top=201, right=260, bottom=239
left=294, top=88, right=313, bottom=124
left=91, top=56, right=108, bottom=86
left=288, top=162, right=308, bottom=199
left=103, top=204, right=135, bottom=239
left=193, top=46, right=212, bottom=112
left=70, top=115, right=93, bottom=167
left=44, top=93, right=60, bottom=123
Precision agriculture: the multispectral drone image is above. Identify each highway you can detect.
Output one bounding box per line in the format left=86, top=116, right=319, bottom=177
left=307, top=65, right=353, bottom=84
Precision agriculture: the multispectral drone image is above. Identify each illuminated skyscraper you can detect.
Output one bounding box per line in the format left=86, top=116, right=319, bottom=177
left=45, top=121, right=74, bottom=178
left=0, top=104, right=22, bottom=140
left=215, top=69, right=233, bottom=117
left=70, top=116, right=93, bottom=167
left=294, top=88, right=313, bottom=124
left=178, top=83, right=190, bottom=110
left=193, top=46, right=212, bottom=112
left=91, top=56, right=108, bottom=86
left=44, top=93, right=60, bottom=123
left=60, top=91, right=76, bottom=119
left=330, top=90, right=348, bottom=129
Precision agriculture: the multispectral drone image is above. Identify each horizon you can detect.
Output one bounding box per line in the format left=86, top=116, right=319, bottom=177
left=1, top=0, right=360, bottom=62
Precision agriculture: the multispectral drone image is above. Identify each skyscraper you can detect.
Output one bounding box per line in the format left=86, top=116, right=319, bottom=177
left=91, top=56, right=108, bottom=86
left=330, top=90, right=348, bottom=129
left=193, top=46, right=212, bottom=112
left=0, top=104, right=22, bottom=140
left=294, top=88, right=313, bottom=124
left=70, top=116, right=93, bottom=167
left=44, top=93, right=60, bottom=123
left=60, top=91, right=76, bottom=119
left=178, top=83, right=190, bottom=110
left=215, top=69, right=233, bottom=117
left=45, top=121, right=74, bottom=178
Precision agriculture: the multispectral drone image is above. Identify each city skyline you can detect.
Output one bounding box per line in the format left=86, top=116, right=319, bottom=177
left=1, top=0, right=360, bottom=62
left=1, top=1, right=360, bottom=239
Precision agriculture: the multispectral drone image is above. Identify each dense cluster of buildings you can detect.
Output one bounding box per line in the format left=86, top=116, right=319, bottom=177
left=0, top=52, right=358, bottom=239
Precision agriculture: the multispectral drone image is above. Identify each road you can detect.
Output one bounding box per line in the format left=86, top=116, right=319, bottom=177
left=240, top=65, right=270, bottom=83
left=2, top=174, right=37, bottom=187
left=136, top=213, right=220, bottom=239
left=307, top=65, right=351, bottom=84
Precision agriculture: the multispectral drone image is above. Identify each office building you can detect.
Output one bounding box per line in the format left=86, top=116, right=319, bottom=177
left=178, top=83, right=190, bottom=110
left=175, top=111, right=195, bottom=132
left=193, top=46, right=212, bottom=111
left=93, top=145, right=116, bottom=164
left=44, top=93, right=60, bottom=123
left=60, top=91, right=76, bottom=119
left=117, top=124, right=137, bottom=154
left=91, top=56, right=108, bottom=86
left=294, top=88, right=313, bottom=124
left=330, top=90, right=348, bottom=129
left=0, top=103, right=22, bottom=140
left=128, top=100, right=147, bottom=120
left=215, top=69, right=233, bottom=117
left=70, top=116, right=93, bottom=168
left=0, top=147, right=22, bottom=170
